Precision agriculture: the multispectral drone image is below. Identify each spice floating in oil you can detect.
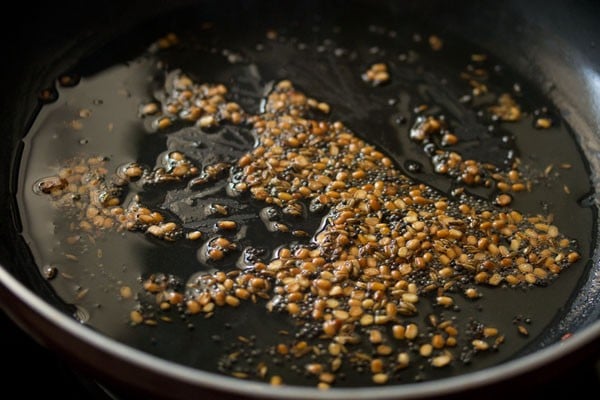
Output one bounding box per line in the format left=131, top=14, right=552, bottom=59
left=17, top=13, right=595, bottom=388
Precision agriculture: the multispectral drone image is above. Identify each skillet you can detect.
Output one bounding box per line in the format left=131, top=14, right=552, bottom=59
left=1, top=0, right=599, bottom=398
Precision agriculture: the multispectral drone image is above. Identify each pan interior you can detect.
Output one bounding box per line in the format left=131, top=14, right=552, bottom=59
left=10, top=0, right=599, bottom=390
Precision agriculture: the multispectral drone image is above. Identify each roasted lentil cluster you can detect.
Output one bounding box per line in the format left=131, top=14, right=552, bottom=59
left=36, top=73, right=580, bottom=388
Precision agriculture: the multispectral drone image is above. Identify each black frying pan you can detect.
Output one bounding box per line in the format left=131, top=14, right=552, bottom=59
left=1, top=0, right=599, bottom=399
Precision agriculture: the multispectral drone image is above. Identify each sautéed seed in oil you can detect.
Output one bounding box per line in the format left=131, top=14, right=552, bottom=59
left=17, top=15, right=594, bottom=388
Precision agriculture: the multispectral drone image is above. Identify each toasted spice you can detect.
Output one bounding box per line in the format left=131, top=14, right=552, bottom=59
left=36, top=72, right=581, bottom=388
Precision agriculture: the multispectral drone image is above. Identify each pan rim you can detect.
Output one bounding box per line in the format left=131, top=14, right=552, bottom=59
left=1, top=0, right=599, bottom=397
left=1, top=264, right=598, bottom=399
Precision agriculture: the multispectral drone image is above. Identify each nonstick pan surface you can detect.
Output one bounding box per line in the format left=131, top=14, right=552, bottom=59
left=1, top=1, right=599, bottom=398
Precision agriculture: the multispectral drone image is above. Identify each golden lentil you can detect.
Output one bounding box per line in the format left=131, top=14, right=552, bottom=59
left=36, top=68, right=584, bottom=388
